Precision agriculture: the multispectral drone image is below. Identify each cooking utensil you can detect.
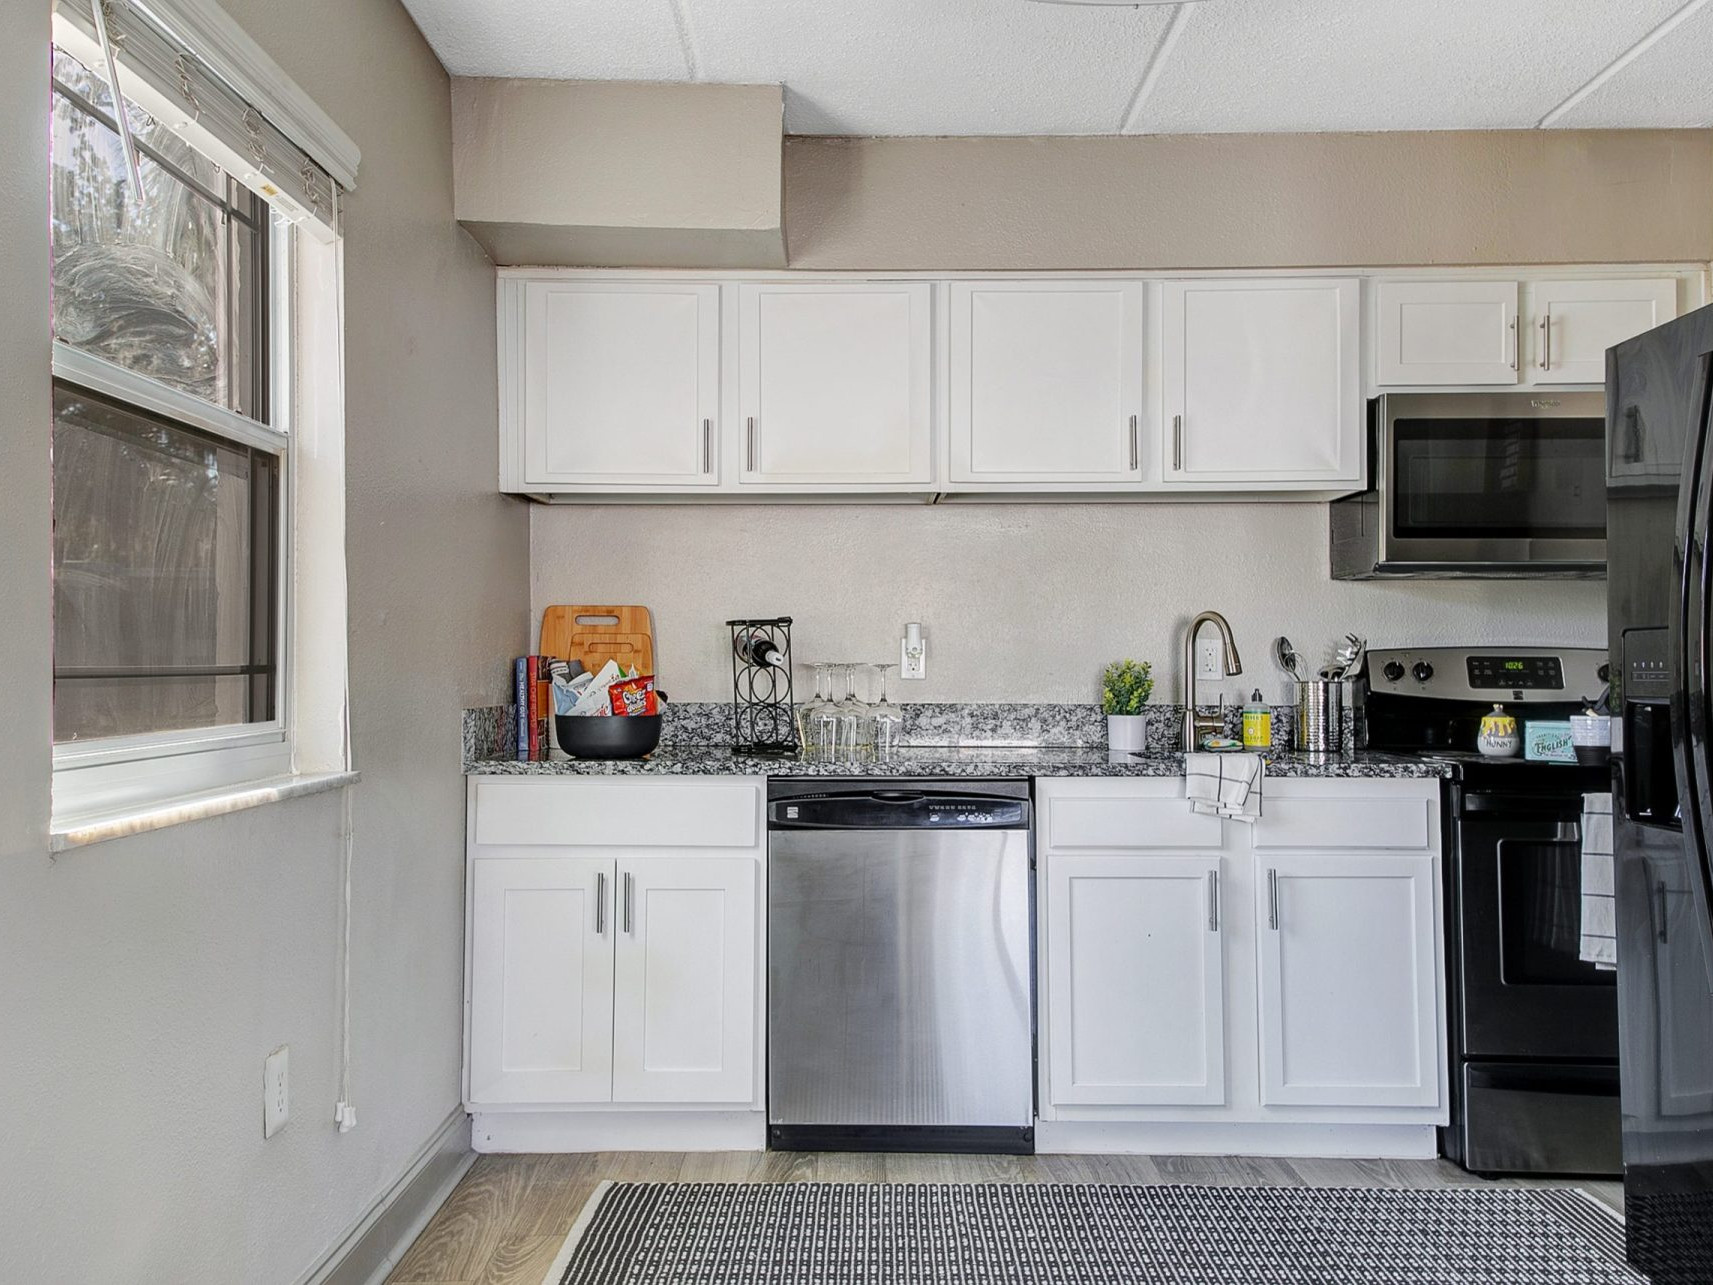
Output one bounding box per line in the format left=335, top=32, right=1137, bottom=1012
left=540, top=605, right=656, bottom=676
left=1274, top=636, right=1304, bottom=680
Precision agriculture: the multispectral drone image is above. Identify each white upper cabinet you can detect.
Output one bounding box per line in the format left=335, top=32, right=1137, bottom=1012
left=1256, top=853, right=1440, bottom=1109
left=737, top=283, right=932, bottom=486
left=1375, top=281, right=1520, bottom=386
left=1162, top=278, right=1361, bottom=487
left=517, top=281, right=720, bottom=488
left=948, top=281, right=1146, bottom=486
left=1046, top=852, right=1226, bottom=1107
left=467, top=855, right=615, bottom=1106
left=1527, top=279, right=1678, bottom=385
left=1374, top=277, right=1678, bottom=388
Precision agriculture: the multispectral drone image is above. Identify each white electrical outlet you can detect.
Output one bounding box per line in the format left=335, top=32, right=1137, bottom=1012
left=263, top=1045, right=290, bottom=1139
left=1197, top=635, right=1225, bottom=679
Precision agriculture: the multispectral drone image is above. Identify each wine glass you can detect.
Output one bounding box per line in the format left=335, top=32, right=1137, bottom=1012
left=834, top=664, right=870, bottom=762
left=869, top=663, right=903, bottom=761
left=799, top=662, right=838, bottom=761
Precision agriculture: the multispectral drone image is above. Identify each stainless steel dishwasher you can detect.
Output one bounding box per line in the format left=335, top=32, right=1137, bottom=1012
left=767, top=779, right=1034, bottom=1154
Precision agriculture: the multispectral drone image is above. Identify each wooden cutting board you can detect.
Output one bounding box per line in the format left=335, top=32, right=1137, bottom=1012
left=539, top=605, right=656, bottom=677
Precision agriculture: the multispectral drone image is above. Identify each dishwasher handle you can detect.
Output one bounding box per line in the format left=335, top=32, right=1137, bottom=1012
left=768, top=788, right=1030, bottom=830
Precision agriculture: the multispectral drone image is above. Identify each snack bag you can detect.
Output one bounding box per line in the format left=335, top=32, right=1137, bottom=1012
left=608, top=674, right=659, bottom=717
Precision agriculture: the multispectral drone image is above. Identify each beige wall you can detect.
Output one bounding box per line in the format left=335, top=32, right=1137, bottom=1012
left=0, top=3, right=527, bottom=1282
left=531, top=503, right=1605, bottom=706
left=784, top=132, right=1713, bottom=269
left=453, top=78, right=786, bottom=267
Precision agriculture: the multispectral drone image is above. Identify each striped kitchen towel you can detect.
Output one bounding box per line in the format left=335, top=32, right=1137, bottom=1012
left=1580, top=792, right=1616, bottom=970
left=1186, top=752, right=1264, bottom=823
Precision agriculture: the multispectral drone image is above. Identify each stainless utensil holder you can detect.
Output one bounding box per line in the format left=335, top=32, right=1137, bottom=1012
left=1295, top=680, right=1345, bottom=756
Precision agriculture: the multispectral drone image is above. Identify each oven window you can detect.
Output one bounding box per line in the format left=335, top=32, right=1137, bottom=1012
left=1393, top=418, right=1606, bottom=540
left=1498, top=838, right=1617, bottom=987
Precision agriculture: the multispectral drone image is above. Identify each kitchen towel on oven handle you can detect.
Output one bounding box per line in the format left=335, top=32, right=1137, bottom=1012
left=1579, top=792, right=1616, bottom=971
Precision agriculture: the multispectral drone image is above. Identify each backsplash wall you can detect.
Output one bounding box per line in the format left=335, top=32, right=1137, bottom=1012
left=530, top=502, right=1606, bottom=704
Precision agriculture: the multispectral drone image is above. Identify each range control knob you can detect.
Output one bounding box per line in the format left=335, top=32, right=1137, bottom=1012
left=1382, top=661, right=1406, bottom=682
left=1412, top=661, right=1435, bottom=683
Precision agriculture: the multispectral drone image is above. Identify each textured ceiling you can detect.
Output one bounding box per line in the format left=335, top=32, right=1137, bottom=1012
left=402, top=0, right=1713, bottom=136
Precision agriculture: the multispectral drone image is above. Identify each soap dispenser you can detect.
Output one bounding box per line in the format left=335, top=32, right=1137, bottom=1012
left=1242, top=689, right=1272, bottom=749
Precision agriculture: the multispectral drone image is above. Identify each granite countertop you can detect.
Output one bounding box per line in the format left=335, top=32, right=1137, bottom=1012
left=465, top=745, right=1446, bottom=780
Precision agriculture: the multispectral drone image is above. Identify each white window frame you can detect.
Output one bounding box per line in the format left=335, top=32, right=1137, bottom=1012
left=49, top=212, right=297, bottom=822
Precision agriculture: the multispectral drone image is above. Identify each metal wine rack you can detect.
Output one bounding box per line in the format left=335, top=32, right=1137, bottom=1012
left=726, top=616, right=800, bottom=756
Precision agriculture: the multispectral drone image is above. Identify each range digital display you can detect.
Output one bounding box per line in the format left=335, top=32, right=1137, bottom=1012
left=1466, top=655, right=1564, bottom=690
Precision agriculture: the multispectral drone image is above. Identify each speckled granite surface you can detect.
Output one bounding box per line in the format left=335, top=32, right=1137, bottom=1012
left=464, top=700, right=1355, bottom=760
left=465, top=741, right=1442, bottom=781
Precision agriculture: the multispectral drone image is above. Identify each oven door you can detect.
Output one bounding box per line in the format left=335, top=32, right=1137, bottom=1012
left=1453, top=791, right=1619, bottom=1062
left=1375, top=393, right=1607, bottom=572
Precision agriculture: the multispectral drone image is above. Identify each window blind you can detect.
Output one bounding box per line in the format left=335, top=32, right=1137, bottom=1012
left=53, top=0, right=343, bottom=242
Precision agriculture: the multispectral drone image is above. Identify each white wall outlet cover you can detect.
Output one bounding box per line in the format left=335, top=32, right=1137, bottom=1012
left=1197, top=635, right=1225, bottom=679
left=263, top=1045, right=289, bottom=1139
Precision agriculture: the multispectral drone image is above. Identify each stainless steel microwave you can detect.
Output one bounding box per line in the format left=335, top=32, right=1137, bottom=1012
left=1330, top=392, right=1607, bottom=579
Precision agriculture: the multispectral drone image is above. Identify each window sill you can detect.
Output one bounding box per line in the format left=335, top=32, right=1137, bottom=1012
left=50, top=770, right=360, bottom=853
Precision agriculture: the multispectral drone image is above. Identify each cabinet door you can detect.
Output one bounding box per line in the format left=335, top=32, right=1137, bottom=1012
left=949, top=281, right=1146, bottom=485
left=1375, top=280, right=1519, bottom=386
left=1529, top=279, right=1678, bottom=385
left=468, top=856, right=614, bottom=1106
left=1257, top=854, right=1439, bottom=1108
left=1046, top=853, right=1225, bottom=1106
left=521, top=281, right=720, bottom=487
left=1163, top=278, right=1361, bottom=486
left=738, top=283, right=932, bottom=485
left=612, top=855, right=758, bottom=1103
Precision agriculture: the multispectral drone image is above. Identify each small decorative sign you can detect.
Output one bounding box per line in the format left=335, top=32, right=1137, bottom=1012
left=1524, top=721, right=1577, bottom=764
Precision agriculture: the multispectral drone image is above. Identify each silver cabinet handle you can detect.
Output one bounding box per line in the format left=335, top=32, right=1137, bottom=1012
left=1128, top=414, right=1139, bottom=470
left=1267, top=867, right=1279, bottom=931
left=1509, top=317, right=1518, bottom=372
left=1207, top=868, right=1220, bottom=933
left=1540, top=315, right=1551, bottom=372
left=595, top=870, right=607, bottom=935
left=1172, top=414, right=1184, bottom=472
left=1658, top=878, right=1669, bottom=945
left=702, top=418, right=712, bottom=474
left=746, top=416, right=757, bottom=472
left=623, top=870, right=634, bottom=935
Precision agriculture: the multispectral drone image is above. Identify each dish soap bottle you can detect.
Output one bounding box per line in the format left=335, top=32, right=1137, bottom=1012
left=1242, top=689, right=1272, bottom=749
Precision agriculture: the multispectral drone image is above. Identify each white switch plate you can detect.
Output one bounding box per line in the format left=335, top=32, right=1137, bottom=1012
left=1197, top=635, right=1224, bottom=680
left=264, top=1045, right=289, bottom=1139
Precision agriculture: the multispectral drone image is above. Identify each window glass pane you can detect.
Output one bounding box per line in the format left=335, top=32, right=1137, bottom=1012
left=50, top=49, right=266, bottom=418
left=52, top=385, right=278, bottom=742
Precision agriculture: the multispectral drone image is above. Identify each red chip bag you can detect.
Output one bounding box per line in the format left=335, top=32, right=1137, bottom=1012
left=608, top=675, right=659, bottom=717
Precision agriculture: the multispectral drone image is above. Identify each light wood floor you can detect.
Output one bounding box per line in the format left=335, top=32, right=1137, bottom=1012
left=385, top=1150, right=1626, bottom=1285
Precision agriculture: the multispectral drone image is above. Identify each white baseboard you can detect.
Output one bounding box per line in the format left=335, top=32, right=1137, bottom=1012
left=295, top=1107, right=476, bottom=1285
left=472, top=1110, right=767, bottom=1153
left=1035, top=1119, right=1439, bottom=1159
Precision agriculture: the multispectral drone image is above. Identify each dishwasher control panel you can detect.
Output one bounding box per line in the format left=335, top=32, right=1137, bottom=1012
left=769, top=789, right=1029, bottom=830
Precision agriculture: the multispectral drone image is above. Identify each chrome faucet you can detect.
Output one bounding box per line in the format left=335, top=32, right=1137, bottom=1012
left=1182, top=611, right=1244, bottom=751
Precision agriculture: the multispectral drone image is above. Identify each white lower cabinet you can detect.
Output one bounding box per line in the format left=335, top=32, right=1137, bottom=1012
left=1047, top=852, right=1225, bottom=1106
left=612, top=855, right=757, bottom=1103
left=1037, top=776, right=1446, bottom=1149
left=1256, top=853, right=1440, bottom=1108
left=467, top=855, right=615, bottom=1106
left=465, top=777, right=765, bottom=1148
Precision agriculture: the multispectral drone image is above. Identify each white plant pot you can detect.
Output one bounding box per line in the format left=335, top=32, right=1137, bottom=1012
left=1107, top=713, right=1149, bottom=755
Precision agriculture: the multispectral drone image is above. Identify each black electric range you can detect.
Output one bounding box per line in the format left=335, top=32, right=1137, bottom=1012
left=1360, top=645, right=1619, bottom=1177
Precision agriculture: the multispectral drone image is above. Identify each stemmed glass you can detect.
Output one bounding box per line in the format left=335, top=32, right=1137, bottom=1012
left=800, top=662, right=838, bottom=761
left=869, top=663, right=903, bottom=761
left=834, top=664, right=871, bottom=762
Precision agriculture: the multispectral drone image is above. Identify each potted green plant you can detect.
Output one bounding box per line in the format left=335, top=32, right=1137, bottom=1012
left=1102, top=660, right=1155, bottom=755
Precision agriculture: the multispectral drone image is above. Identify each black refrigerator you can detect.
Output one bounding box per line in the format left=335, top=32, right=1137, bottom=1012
left=1609, top=303, right=1713, bottom=1281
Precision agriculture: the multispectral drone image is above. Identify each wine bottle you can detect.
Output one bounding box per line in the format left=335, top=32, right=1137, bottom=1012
left=735, top=630, right=786, bottom=669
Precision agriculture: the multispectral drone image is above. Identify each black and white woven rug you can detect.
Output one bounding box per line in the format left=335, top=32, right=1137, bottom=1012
left=542, top=1181, right=1640, bottom=1285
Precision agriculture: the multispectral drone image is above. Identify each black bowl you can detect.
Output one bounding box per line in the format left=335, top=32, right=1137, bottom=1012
left=555, top=714, right=662, bottom=760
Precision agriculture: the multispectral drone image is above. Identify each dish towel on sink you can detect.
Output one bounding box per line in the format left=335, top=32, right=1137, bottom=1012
left=1579, top=792, right=1616, bottom=971
left=1186, top=753, right=1265, bottom=823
